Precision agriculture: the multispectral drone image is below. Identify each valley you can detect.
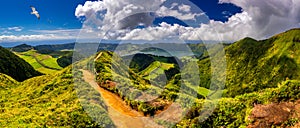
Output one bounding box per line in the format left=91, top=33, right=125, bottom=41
left=15, top=50, right=62, bottom=74
left=0, top=28, right=300, bottom=127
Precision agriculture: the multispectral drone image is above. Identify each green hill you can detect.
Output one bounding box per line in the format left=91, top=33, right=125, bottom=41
left=15, top=50, right=63, bottom=74
left=0, top=67, right=113, bottom=127
left=34, top=43, right=75, bottom=54
left=177, top=79, right=300, bottom=127
left=10, top=44, right=33, bottom=52
left=0, top=46, right=42, bottom=82
left=1, top=28, right=300, bottom=127
left=92, top=29, right=300, bottom=127
left=194, top=29, right=300, bottom=97
left=224, top=28, right=300, bottom=97
left=175, top=28, right=300, bottom=127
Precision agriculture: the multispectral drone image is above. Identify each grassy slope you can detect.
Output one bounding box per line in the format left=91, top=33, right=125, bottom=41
left=88, top=29, right=300, bottom=127
left=94, top=51, right=211, bottom=121
left=139, top=61, right=174, bottom=87
left=177, top=80, right=300, bottom=127
left=195, top=29, right=300, bottom=97
left=175, top=29, right=300, bottom=127
left=2, top=29, right=299, bottom=127
left=0, top=73, right=18, bottom=88
left=0, top=46, right=42, bottom=82
left=15, top=50, right=62, bottom=74
left=139, top=61, right=174, bottom=77
left=0, top=67, right=114, bottom=127
left=224, top=29, right=300, bottom=97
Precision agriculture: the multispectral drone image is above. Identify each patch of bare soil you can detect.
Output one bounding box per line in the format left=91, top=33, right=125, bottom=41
left=247, top=100, right=300, bottom=128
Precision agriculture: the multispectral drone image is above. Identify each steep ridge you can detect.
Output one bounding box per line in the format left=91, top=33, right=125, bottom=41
left=0, top=46, right=42, bottom=81
left=197, top=29, right=300, bottom=97
left=1, top=28, right=300, bottom=127
left=176, top=28, right=300, bottom=127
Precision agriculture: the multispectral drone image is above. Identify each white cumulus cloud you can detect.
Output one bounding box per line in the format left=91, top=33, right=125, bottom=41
left=75, top=0, right=205, bottom=39
left=7, top=27, right=23, bottom=32
left=178, top=4, right=191, bottom=12
left=218, top=0, right=300, bottom=39
left=74, top=0, right=300, bottom=42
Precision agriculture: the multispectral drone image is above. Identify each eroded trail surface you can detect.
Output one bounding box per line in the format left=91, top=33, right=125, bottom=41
left=81, top=69, right=163, bottom=128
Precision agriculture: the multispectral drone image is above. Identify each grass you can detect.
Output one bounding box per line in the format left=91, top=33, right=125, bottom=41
left=177, top=80, right=300, bottom=128
left=2, top=29, right=299, bottom=127
left=15, top=53, right=43, bottom=69
left=15, top=50, right=62, bottom=74
left=93, top=29, right=300, bottom=127
left=0, top=67, right=114, bottom=127
left=139, top=61, right=174, bottom=80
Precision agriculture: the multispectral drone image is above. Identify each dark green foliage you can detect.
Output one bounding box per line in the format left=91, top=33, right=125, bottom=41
left=94, top=51, right=180, bottom=116
left=198, top=29, right=300, bottom=97
left=0, top=46, right=42, bottom=81
left=123, top=53, right=180, bottom=80
left=178, top=80, right=300, bottom=127
left=10, top=44, right=33, bottom=52
left=34, top=43, right=75, bottom=54
left=57, top=55, right=72, bottom=68
left=198, top=58, right=212, bottom=89
left=271, top=80, right=300, bottom=102
left=124, top=53, right=155, bottom=72
left=188, top=43, right=207, bottom=58
left=177, top=29, right=300, bottom=127
left=57, top=51, right=85, bottom=68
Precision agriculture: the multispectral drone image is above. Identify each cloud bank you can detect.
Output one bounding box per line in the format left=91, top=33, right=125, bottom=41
left=0, top=29, right=80, bottom=42
left=75, top=0, right=300, bottom=42
left=1, top=0, right=299, bottom=43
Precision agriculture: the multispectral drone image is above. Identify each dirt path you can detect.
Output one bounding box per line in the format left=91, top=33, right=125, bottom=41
left=80, top=69, right=163, bottom=128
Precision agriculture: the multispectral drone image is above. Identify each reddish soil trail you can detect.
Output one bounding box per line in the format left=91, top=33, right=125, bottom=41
left=80, top=69, right=163, bottom=128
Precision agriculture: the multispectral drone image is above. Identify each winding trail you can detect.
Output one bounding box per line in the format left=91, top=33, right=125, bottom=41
left=80, top=69, right=163, bottom=128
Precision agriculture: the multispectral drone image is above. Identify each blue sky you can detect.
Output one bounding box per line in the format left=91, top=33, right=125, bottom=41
left=0, top=0, right=299, bottom=45
left=0, top=0, right=86, bottom=34
left=190, top=0, right=241, bottom=21
left=0, top=0, right=240, bottom=32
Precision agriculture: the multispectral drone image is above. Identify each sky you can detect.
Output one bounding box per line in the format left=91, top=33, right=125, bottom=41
left=0, top=0, right=299, bottom=46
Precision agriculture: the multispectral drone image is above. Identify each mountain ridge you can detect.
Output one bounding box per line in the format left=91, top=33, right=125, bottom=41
left=222, top=28, right=300, bottom=97
left=1, top=28, right=300, bottom=127
left=0, top=46, right=42, bottom=82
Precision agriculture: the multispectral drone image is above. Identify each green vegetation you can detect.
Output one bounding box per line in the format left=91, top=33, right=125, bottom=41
left=34, top=43, right=75, bottom=54
left=177, top=80, right=300, bottom=127
left=173, top=29, right=300, bottom=127
left=93, top=29, right=300, bottom=127
left=10, top=44, right=33, bottom=52
left=57, top=51, right=85, bottom=68
left=139, top=61, right=174, bottom=86
left=0, top=46, right=42, bottom=81
left=192, top=29, right=300, bottom=97
left=93, top=51, right=210, bottom=120
left=1, top=28, right=300, bottom=127
left=16, top=50, right=63, bottom=74
left=57, top=53, right=73, bottom=68
left=224, top=29, right=300, bottom=97
left=0, top=67, right=114, bottom=127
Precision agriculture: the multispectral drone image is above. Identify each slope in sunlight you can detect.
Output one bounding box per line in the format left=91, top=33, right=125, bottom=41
left=0, top=66, right=114, bottom=127
left=0, top=46, right=42, bottom=82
